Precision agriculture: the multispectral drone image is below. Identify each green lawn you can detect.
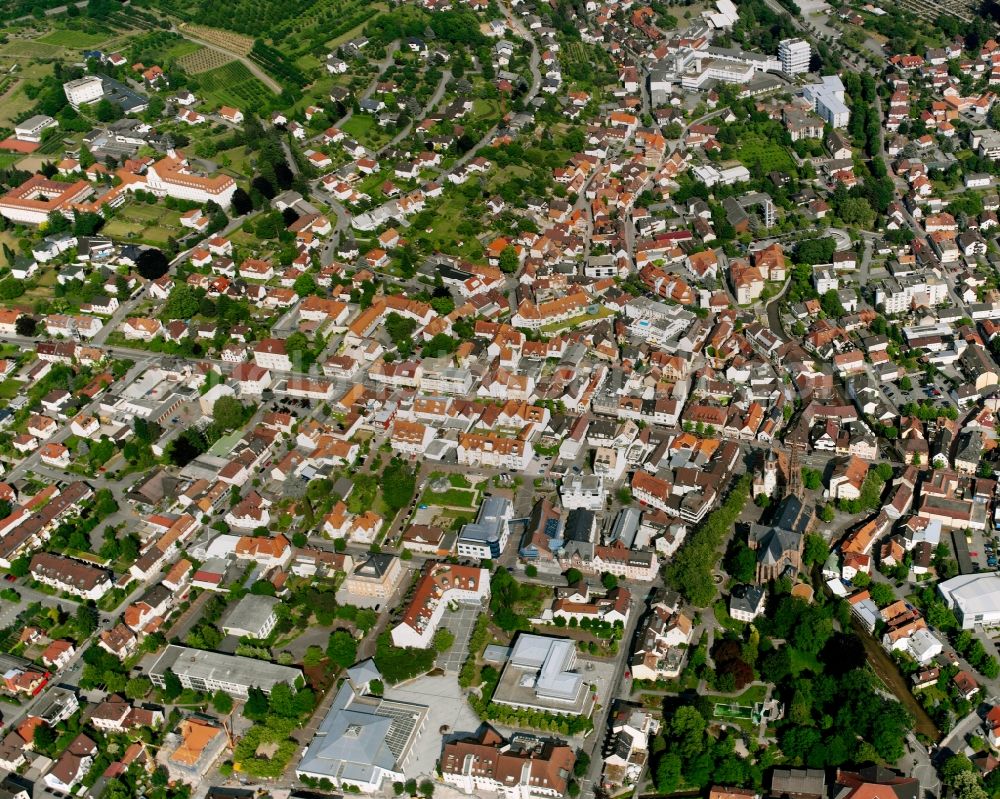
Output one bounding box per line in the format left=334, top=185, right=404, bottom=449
left=539, top=306, right=614, bottom=333
left=417, top=195, right=483, bottom=259
left=120, top=203, right=165, bottom=222
left=789, top=647, right=822, bottom=675
left=295, top=52, right=323, bottom=72
left=0, top=380, right=21, bottom=400
left=736, top=134, right=797, bottom=175
left=163, top=39, right=202, bottom=61
left=38, top=29, right=110, bottom=48
left=112, top=202, right=184, bottom=242
left=0, top=63, right=55, bottom=126
left=423, top=488, right=476, bottom=508
left=713, top=600, right=745, bottom=632
left=217, top=145, right=253, bottom=177
left=470, top=97, right=501, bottom=124
left=102, top=219, right=143, bottom=240
left=341, top=114, right=377, bottom=140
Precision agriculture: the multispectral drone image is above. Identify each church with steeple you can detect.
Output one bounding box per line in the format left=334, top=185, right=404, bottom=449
left=746, top=445, right=812, bottom=583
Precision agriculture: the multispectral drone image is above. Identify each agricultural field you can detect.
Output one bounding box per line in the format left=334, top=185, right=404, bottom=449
left=195, top=61, right=275, bottom=109
left=561, top=40, right=617, bottom=90
left=178, top=23, right=253, bottom=56
left=0, top=39, right=62, bottom=59
left=37, top=28, right=111, bottom=48
left=177, top=47, right=234, bottom=75
left=0, top=63, right=52, bottom=126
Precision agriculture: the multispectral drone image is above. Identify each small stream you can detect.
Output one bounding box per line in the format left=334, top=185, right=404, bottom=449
left=851, top=617, right=941, bottom=741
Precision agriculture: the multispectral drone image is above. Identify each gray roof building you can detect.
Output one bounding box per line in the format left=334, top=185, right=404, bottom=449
left=148, top=645, right=300, bottom=698
left=771, top=767, right=827, bottom=799
left=296, top=663, right=427, bottom=792
left=221, top=594, right=280, bottom=638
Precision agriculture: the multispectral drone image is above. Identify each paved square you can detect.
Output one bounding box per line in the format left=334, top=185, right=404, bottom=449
left=386, top=673, right=483, bottom=781
left=435, top=603, right=481, bottom=672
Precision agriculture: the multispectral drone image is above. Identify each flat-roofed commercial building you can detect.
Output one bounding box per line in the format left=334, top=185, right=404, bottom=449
left=939, top=573, right=1000, bottom=629
left=148, top=645, right=301, bottom=698
left=491, top=634, right=596, bottom=717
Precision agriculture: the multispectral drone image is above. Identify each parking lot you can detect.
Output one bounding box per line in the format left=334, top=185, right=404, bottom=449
left=882, top=372, right=955, bottom=412
left=435, top=603, right=482, bottom=672
left=953, top=528, right=1000, bottom=575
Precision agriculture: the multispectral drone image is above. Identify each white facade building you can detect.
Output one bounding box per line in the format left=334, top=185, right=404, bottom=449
left=803, top=76, right=850, bottom=128
left=560, top=474, right=606, bottom=511
left=63, top=76, right=104, bottom=109
left=939, top=573, right=1000, bottom=629
left=778, top=38, right=811, bottom=74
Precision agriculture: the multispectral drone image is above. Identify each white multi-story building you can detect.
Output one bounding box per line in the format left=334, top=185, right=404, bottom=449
left=149, top=645, right=302, bottom=698
left=682, top=58, right=755, bottom=89
left=457, top=496, right=513, bottom=560
left=803, top=76, right=850, bottom=128
left=972, top=129, right=1000, bottom=160
left=778, top=38, right=811, bottom=74
left=419, top=361, right=473, bottom=394
left=602, top=709, right=661, bottom=792
left=457, top=432, right=533, bottom=471
left=813, top=267, right=839, bottom=295
left=14, top=115, right=57, bottom=143
left=63, top=76, right=104, bottom=109
left=874, top=275, right=948, bottom=314
left=253, top=338, right=294, bottom=371
left=221, top=595, right=280, bottom=639
left=560, top=474, right=606, bottom=511
left=939, top=573, right=1000, bottom=629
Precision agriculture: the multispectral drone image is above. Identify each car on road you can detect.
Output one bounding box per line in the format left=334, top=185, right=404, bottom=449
left=3, top=574, right=15, bottom=582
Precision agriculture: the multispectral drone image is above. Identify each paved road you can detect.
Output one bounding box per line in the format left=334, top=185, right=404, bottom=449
left=5, top=354, right=154, bottom=483
left=579, top=583, right=656, bottom=799
left=447, top=3, right=541, bottom=174
left=377, top=68, right=452, bottom=157
left=328, top=42, right=401, bottom=132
